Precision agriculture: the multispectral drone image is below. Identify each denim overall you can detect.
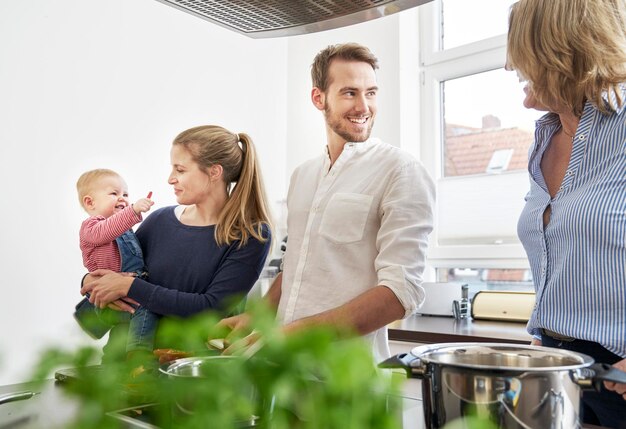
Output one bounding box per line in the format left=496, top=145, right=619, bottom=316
left=117, top=230, right=145, bottom=275
left=75, top=230, right=159, bottom=353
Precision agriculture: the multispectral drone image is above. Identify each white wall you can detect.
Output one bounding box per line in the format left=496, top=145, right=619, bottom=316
left=0, top=0, right=421, bottom=385
left=0, top=0, right=287, bottom=385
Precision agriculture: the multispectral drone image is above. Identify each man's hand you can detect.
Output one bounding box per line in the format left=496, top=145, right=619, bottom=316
left=530, top=338, right=542, bottom=346
left=222, top=331, right=262, bottom=356
left=216, top=313, right=254, bottom=354
left=217, top=313, right=252, bottom=335
left=603, top=358, right=626, bottom=400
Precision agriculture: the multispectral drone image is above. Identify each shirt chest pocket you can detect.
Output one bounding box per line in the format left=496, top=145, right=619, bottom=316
left=319, top=193, right=373, bottom=244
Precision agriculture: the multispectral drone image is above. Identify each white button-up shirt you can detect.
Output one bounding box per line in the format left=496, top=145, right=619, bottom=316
left=277, top=138, right=435, bottom=362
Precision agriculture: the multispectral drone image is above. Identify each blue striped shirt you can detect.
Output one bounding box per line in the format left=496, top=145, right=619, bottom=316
left=517, top=90, right=626, bottom=358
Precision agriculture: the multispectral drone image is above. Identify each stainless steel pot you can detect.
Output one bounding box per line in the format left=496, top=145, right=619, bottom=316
left=159, top=356, right=266, bottom=426
left=380, top=343, right=626, bottom=429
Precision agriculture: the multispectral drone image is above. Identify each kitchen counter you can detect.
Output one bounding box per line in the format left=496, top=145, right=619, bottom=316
left=0, top=378, right=425, bottom=429
left=0, top=317, right=533, bottom=429
left=0, top=377, right=609, bottom=429
left=0, top=379, right=77, bottom=429
left=388, top=314, right=531, bottom=345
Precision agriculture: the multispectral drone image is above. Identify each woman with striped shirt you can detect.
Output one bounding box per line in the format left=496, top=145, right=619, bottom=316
left=507, top=0, right=626, bottom=427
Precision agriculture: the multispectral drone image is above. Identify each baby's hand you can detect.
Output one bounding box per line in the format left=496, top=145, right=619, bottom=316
left=132, top=197, right=154, bottom=214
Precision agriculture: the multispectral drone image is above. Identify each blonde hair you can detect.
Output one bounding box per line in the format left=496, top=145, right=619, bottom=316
left=507, top=0, right=626, bottom=116
left=172, top=125, right=272, bottom=246
left=76, top=168, right=121, bottom=211
left=311, top=43, right=379, bottom=92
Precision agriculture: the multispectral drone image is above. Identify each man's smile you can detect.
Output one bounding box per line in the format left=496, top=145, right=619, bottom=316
left=348, top=116, right=368, bottom=124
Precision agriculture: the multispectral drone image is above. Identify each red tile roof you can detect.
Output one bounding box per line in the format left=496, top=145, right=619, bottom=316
left=444, top=124, right=534, bottom=176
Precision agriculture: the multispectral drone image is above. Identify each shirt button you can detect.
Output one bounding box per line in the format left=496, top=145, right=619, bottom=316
left=578, top=135, right=585, bottom=140
left=565, top=170, right=571, bottom=176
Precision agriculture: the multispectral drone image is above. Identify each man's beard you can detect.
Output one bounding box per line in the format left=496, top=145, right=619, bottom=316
left=324, top=105, right=374, bottom=143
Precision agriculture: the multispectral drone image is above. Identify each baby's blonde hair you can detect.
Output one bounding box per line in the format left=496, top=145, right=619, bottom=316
left=76, top=168, right=121, bottom=212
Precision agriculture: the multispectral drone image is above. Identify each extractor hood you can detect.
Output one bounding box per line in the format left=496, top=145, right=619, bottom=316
left=154, top=0, right=433, bottom=38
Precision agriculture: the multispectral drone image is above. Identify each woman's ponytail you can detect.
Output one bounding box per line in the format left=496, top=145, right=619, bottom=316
left=217, top=132, right=272, bottom=246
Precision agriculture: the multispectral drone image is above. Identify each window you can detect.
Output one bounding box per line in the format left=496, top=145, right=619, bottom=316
left=485, top=149, right=514, bottom=174
left=440, top=0, right=516, bottom=50
left=418, top=1, right=542, bottom=274
left=443, top=69, right=540, bottom=178
left=438, top=267, right=534, bottom=294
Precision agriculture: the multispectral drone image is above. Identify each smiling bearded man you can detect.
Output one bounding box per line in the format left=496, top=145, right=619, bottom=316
left=321, top=58, right=377, bottom=144
left=219, top=43, right=435, bottom=363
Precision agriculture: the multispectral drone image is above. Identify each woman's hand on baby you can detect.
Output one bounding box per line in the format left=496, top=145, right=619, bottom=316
left=132, top=197, right=154, bottom=215
left=108, top=297, right=140, bottom=313
left=81, top=269, right=115, bottom=290
left=82, top=271, right=134, bottom=309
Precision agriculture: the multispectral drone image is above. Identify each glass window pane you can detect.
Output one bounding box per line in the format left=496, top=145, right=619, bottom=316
left=441, top=0, right=515, bottom=50
left=443, top=68, right=543, bottom=178
left=437, top=267, right=534, bottom=293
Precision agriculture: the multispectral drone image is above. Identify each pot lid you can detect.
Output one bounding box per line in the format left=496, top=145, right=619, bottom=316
left=160, top=355, right=241, bottom=378
left=410, top=343, right=594, bottom=372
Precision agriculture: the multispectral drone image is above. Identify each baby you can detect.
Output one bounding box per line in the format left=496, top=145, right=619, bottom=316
left=74, top=168, right=158, bottom=356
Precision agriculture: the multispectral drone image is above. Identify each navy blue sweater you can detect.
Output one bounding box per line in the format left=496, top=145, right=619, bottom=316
left=127, top=206, right=271, bottom=317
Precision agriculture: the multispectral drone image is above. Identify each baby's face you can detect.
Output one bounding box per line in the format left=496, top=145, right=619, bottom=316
left=88, top=175, right=130, bottom=218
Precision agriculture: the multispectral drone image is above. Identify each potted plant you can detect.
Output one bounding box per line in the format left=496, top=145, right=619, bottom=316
left=32, top=300, right=403, bottom=429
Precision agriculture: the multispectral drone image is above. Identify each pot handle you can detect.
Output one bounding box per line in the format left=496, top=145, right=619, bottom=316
left=378, top=353, right=425, bottom=378
left=573, top=363, right=626, bottom=391
left=591, top=363, right=626, bottom=387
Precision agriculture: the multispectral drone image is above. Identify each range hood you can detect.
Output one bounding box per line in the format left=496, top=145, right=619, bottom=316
left=154, top=0, right=433, bottom=38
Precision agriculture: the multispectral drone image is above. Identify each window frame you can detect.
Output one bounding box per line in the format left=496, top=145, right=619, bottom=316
left=418, top=1, right=530, bottom=270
